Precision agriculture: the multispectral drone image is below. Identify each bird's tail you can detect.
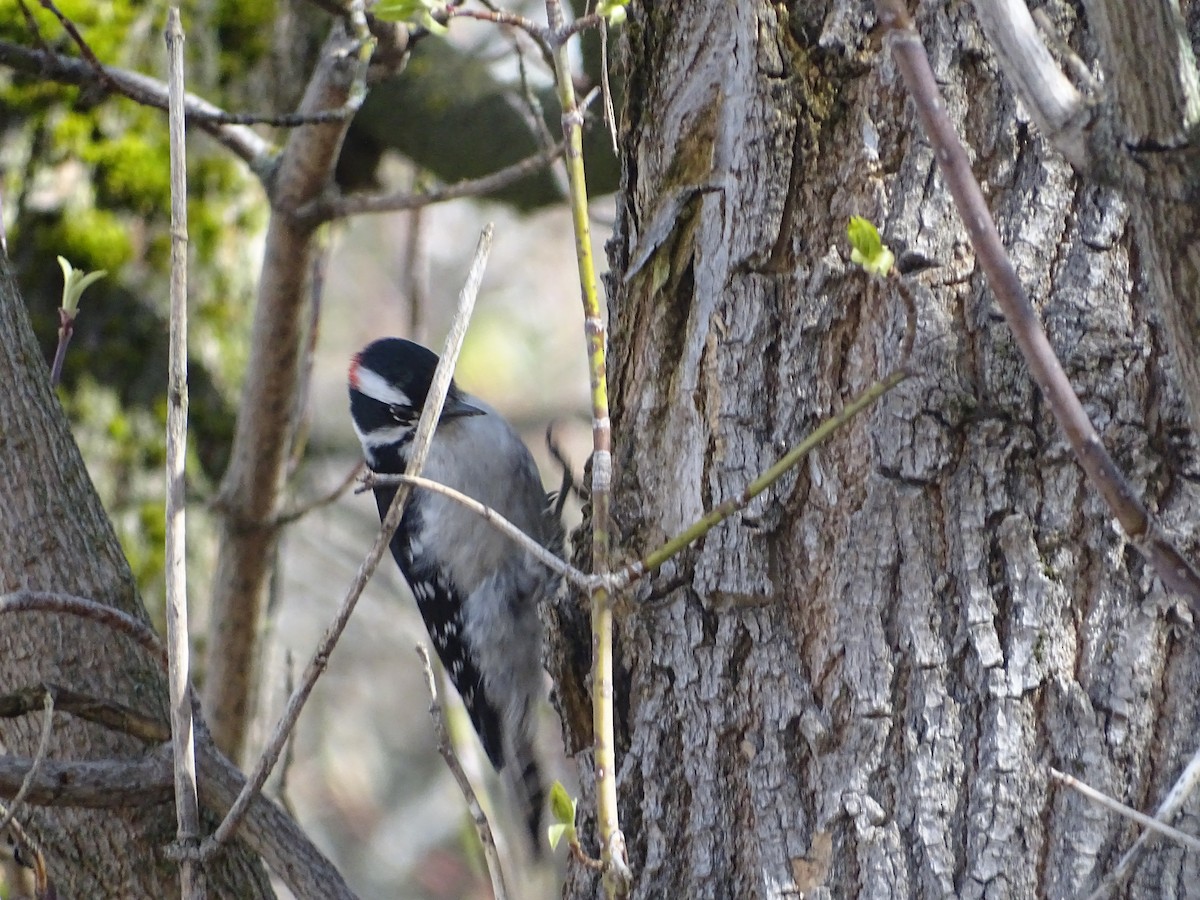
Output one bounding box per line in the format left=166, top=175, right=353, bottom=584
left=505, top=737, right=546, bottom=858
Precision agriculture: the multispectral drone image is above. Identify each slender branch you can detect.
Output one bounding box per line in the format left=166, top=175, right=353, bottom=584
left=0, top=591, right=167, bottom=669
left=613, top=368, right=911, bottom=591
left=416, top=644, right=509, bottom=900
left=275, top=462, right=365, bottom=526
left=543, top=0, right=627, bottom=891
left=545, top=0, right=625, bottom=888
left=448, top=7, right=551, bottom=46
left=1086, top=746, right=1200, bottom=899
left=37, top=0, right=117, bottom=93
left=309, top=141, right=566, bottom=221
left=205, top=224, right=493, bottom=854
left=0, top=684, right=169, bottom=744
left=0, top=749, right=174, bottom=809
left=164, top=12, right=204, bottom=897
left=204, top=4, right=375, bottom=759
left=362, top=472, right=593, bottom=590
left=874, top=0, right=1200, bottom=613
left=0, top=40, right=270, bottom=171
left=1050, top=767, right=1200, bottom=853
left=0, top=691, right=55, bottom=836
left=968, top=0, right=1088, bottom=167
left=0, top=738, right=357, bottom=898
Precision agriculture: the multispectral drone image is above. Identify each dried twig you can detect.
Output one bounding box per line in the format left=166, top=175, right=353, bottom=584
left=0, top=40, right=269, bottom=169
left=873, top=0, right=1200, bottom=612
left=0, top=591, right=166, bottom=669
left=1085, top=747, right=1200, bottom=899
left=204, top=224, right=494, bottom=854
left=163, top=12, right=204, bottom=897
left=1050, top=767, right=1200, bottom=853
left=0, top=691, right=55, bottom=836
left=416, top=643, right=509, bottom=900
left=275, top=461, right=365, bottom=526
left=309, top=141, right=566, bottom=221
left=362, top=471, right=592, bottom=590
left=0, top=684, right=168, bottom=744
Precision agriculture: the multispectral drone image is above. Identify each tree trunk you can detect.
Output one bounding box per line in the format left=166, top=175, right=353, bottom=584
left=0, top=258, right=273, bottom=896
left=558, top=2, right=1200, bottom=897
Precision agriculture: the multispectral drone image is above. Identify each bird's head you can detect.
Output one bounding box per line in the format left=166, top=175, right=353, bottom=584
left=348, top=337, right=483, bottom=468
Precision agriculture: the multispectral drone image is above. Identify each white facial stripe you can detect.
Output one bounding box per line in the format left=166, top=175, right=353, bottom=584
left=355, top=422, right=411, bottom=448
left=353, top=366, right=412, bottom=407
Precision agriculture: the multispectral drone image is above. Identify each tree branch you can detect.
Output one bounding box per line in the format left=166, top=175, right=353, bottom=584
left=0, top=684, right=168, bottom=744
left=0, top=591, right=167, bottom=669
left=1050, top=767, right=1200, bottom=854
left=0, top=40, right=270, bottom=171
left=873, top=0, right=1200, bottom=613
left=163, top=12, right=204, bottom=896
left=416, top=644, right=509, bottom=900
left=361, top=471, right=592, bottom=590
left=206, top=225, right=493, bottom=853
left=204, top=7, right=376, bottom=758
left=308, top=141, right=566, bottom=221
left=0, top=691, right=55, bottom=836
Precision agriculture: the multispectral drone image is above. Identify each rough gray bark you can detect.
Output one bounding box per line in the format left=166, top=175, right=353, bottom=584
left=0, top=258, right=274, bottom=896
left=556, top=2, right=1200, bottom=897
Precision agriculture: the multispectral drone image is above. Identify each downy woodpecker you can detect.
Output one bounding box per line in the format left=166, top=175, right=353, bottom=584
left=348, top=337, right=560, bottom=850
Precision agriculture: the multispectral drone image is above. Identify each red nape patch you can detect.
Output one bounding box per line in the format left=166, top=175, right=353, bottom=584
left=348, top=352, right=363, bottom=390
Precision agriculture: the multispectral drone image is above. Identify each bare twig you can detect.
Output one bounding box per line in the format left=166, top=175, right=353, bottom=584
left=416, top=644, right=509, bottom=900
left=599, top=21, right=617, bottom=155
left=1050, top=767, right=1200, bottom=853
left=0, top=691, right=55, bottom=836
left=48, top=306, right=74, bottom=388
left=0, top=41, right=270, bottom=170
left=612, top=367, right=911, bottom=592
left=204, top=4, right=375, bottom=759
left=448, top=7, right=551, bottom=47
left=1085, top=747, right=1200, bottom=899
left=874, top=0, right=1200, bottom=613
left=0, top=748, right=174, bottom=809
left=275, top=461, right=365, bottom=526
left=542, top=0, right=628, bottom=890
left=309, top=141, right=566, bottom=221
left=0, top=737, right=357, bottom=898
left=0, top=591, right=167, bottom=669
left=362, top=471, right=592, bottom=590
left=37, top=0, right=117, bottom=93
left=164, top=12, right=204, bottom=897
left=286, top=230, right=332, bottom=479
left=274, top=651, right=298, bottom=817
left=0, top=684, right=168, bottom=744
left=205, top=224, right=494, bottom=853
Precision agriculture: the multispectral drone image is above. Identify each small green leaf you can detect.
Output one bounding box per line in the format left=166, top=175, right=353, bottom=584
left=549, top=780, right=577, bottom=825
left=847, top=216, right=894, bottom=278
left=596, top=0, right=629, bottom=25
left=547, top=780, right=578, bottom=850
left=375, top=0, right=448, bottom=33
left=547, top=822, right=570, bottom=850
left=57, top=256, right=108, bottom=315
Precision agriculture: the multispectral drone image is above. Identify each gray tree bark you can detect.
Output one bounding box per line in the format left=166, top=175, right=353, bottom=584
left=0, top=258, right=274, bottom=897
left=558, top=2, right=1200, bottom=897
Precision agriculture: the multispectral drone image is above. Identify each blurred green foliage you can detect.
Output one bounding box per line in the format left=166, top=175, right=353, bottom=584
left=0, top=0, right=276, bottom=606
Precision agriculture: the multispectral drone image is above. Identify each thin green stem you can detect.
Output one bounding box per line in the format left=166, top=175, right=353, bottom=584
left=614, top=369, right=911, bottom=591
left=544, top=0, right=628, bottom=891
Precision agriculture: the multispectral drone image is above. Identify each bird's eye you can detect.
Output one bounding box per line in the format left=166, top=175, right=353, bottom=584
left=388, top=403, right=414, bottom=424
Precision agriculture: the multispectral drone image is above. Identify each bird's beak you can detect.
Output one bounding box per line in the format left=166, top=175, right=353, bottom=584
left=440, top=396, right=485, bottom=421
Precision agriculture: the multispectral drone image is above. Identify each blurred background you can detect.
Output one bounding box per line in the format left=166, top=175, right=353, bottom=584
left=0, top=0, right=616, bottom=895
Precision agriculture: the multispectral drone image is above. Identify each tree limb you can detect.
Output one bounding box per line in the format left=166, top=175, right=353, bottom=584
left=0, top=39, right=270, bottom=171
